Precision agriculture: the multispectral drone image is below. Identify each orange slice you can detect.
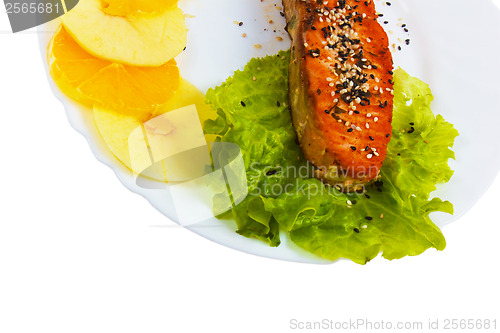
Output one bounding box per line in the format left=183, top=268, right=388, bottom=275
left=101, top=0, right=178, bottom=16
left=48, top=25, right=180, bottom=118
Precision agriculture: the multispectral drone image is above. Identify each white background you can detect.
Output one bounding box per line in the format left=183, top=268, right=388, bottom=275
left=1, top=5, right=499, bottom=333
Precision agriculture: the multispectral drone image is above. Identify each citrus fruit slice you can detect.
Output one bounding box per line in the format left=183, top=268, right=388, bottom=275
left=48, top=25, right=180, bottom=117
left=101, top=0, right=178, bottom=16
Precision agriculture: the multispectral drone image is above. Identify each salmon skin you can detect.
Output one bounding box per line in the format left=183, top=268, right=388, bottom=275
left=283, top=0, right=394, bottom=191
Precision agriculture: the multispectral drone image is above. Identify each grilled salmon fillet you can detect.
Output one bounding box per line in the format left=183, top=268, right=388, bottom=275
left=283, top=0, right=394, bottom=191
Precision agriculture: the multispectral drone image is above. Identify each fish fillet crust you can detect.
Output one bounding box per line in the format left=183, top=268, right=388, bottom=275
left=283, top=0, right=394, bottom=191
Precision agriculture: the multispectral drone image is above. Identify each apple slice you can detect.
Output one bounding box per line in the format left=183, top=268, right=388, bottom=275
left=93, top=79, right=217, bottom=181
left=93, top=105, right=167, bottom=181
left=62, top=0, right=187, bottom=67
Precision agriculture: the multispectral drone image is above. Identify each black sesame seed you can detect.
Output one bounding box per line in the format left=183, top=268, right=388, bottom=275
left=365, top=216, right=373, bottom=220
left=347, top=128, right=354, bottom=132
left=277, top=101, right=281, bottom=107
left=354, top=228, right=360, bottom=233
left=369, top=136, right=374, bottom=141
left=241, top=101, right=246, bottom=107
left=351, top=146, right=357, bottom=151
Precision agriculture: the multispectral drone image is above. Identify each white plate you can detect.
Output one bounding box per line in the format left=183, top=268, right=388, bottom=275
left=39, top=0, right=500, bottom=264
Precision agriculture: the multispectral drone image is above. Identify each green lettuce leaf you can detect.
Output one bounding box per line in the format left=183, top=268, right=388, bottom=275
left=204, top=51, right=459, bottom=264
